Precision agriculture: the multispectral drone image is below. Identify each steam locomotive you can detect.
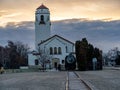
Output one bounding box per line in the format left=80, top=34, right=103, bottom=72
left=65, top=53, right=76, bottom=70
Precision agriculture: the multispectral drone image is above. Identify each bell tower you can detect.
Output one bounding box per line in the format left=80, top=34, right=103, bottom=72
left=35, top=4, right=51, bottom=50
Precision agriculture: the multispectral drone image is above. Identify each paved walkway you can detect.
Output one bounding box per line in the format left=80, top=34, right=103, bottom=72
left=0, top=72, right=66, bottom=90
left=68, top=72, right=89, bottom=90
left=77, top=69, right=120, bottom=90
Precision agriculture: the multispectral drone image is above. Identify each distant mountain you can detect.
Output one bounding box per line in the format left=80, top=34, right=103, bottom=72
left=0, top=19, right=120, bottom=52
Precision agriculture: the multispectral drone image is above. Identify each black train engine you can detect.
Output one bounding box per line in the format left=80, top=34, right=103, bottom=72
left=65, top=53, right=76, bottom=70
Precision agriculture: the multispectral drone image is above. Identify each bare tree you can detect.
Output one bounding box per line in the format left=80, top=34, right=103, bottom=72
left=15, top=41, right=30, bottom=66
left=104, top=47, right=119, bottom=66
left=0, top=46, right=4, bottom=66
left=0, top=46, right=10, bottom=68
left=8, top=41, right=30, bottom=68
left=0, top=41, right=30, bottom=69
left=37, top=49, right=52, bottom=71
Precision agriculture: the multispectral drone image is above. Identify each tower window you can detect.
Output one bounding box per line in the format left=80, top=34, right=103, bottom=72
left=58, top=47, right=62, bottom=54
left=54, top=47, right=57, bottom=54
left=50, top=47, right=53, bottom=55
left=40, top=15, right=45, bottom=24
left=41, top=15, right=44, bottom=21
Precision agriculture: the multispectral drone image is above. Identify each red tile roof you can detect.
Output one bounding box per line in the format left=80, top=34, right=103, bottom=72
left=37, top=4, right=48, bottom=9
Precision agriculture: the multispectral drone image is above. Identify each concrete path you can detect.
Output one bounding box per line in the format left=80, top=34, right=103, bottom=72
left=77, top=69, right=120, bottom=90
left=0, top=72, right=66, bottom=90
left=68, top=72, right=89, bottom=90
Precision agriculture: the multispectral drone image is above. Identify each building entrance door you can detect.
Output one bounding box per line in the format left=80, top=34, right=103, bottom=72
left=54, top=62, right=57, bottom=69
left=52, top=58, right=60, bottom=69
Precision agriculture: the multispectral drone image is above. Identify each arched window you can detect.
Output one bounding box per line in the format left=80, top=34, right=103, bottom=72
left=40, top=15, right=45, bottom=24
left=54, top=47, right=57, bottom=54
left=41, top=15, right=44, bottom=21
left=50, top=47, right=53, bottom=55
left=58, top=47, right=62, bottom=54
left=66, top=46, right=68, bottom=53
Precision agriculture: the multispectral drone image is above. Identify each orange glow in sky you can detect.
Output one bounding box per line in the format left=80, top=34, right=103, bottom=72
left=0, top=0, right=120, bottom=26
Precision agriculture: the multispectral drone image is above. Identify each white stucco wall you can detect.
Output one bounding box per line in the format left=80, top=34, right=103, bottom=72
left=28, top=53, right=37, bottom=66
left=39, top=35, right=75, bottom=64
left=35, top=8, right=51, bottom=50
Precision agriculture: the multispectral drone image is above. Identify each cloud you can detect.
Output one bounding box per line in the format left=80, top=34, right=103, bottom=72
left=51, top=19, right=120, bottom=52
left=0, top=12, right=31, bottom=26
left=0, top=0, right=120, bottom=25
left=0, top=19, right=120, bottom=52
left=2, top=13, right=22, bottom=18
left=0, top=10, right=8, bottom=16
left=0, top=21, right=35, bottom=49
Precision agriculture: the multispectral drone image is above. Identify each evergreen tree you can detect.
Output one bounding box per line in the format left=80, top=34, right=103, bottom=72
left=75, top=38, right=103, bottom=71
left=87, top=44, right=94, bottom=70
left=75, top=41, right=81, bottom=70
left=75, top=38, right=88, bottom=71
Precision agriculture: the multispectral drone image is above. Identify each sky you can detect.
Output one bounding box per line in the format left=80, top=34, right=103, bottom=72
left=0, top=19, right=120, bottom=53
left=0, top=0, right=120, bottom=26
left=0, top=0, right=120, bottom=52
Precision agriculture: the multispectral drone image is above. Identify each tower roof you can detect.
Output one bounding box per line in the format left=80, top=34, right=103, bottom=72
left=37, top=4, right=48, bottom=9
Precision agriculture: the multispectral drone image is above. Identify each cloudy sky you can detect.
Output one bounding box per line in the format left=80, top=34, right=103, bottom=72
left=0, top=0, right=120, bottom=26
left=0, top=0, right=120, bottom=52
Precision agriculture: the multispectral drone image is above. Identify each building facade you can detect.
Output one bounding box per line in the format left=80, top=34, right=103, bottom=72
left=38, top=35, right=74, bottom=68
left=28, top=4, right=74, bottom=69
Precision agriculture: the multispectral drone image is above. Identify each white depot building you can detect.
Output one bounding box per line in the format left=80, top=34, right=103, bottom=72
left=28, top=4, right=74, bottom=69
